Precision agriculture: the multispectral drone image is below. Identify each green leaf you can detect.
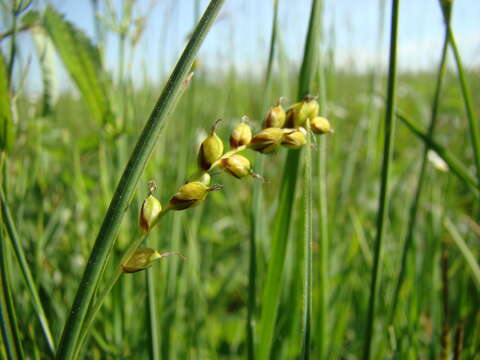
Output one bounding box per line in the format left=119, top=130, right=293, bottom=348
left=43, top=6, right=113, bottom=125
left=0, top=56, right=14, bottom=153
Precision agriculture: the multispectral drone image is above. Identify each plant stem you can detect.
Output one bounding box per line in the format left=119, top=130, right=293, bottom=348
left=55, top=1, right=225, bottom=358
left=389, top=9, right=450, bottom=324
left=362, top=1, right=400, bottom=359
left=0, top=186, right=56, bottom=354
left=257, top=0, right=321, bottom=358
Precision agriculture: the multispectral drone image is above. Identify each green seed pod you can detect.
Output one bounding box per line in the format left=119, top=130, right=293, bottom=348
left=310, top=116, right=333, bottom=134
left=285, top=95, right=319, bottom=128
left=196, top=172, right=211, bottom=186
left=221, top=154, right=252, bottom=179
left=248, top=127, right=285, bottom=154
left=121, top=248, right=162, bottom=273
left=230, top=116, right=252, bottom=148
left=139, top=194, right=162, bottom=233
left=168, top=181, right=223, bottom=210
left=282, top=127, right=307, bottom=149
left=264, top=99, right=286, bottom=128
left=198, top=120, right=224, bottom=171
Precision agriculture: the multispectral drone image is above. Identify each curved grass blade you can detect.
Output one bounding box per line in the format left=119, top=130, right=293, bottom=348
left=362, top=1, right=400, bottom=358
left=257, top=0, right=322, bottom=359
left=396, top=111, right=478, bottom=197
left=55, top=1, right=225, bottom=358
left=444, top=218, right=480, bottom=290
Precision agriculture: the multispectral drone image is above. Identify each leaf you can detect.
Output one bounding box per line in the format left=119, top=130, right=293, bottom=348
left=43, top=6, right=113, bottom=125
left=0, top=55, right=14, bottom=153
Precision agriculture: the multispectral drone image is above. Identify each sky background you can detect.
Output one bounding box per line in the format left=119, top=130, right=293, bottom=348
left=4, top=0, right=480, bottom=93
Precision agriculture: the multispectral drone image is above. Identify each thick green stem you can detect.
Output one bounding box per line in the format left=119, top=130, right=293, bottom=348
left=55, top=2, right=225, bottom=358
left=362, top=0, right=400, bottom=359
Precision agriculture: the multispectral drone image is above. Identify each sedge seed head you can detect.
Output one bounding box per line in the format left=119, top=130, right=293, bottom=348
left=264, top=104, right=286, bottom=128
left=248, top=127, right=285, bottom=154
left=221, top=154, right=252, bottom=179
left=198, top=121, right=224, bottom=171
left=121, top=248, right=162, bottom=274
left=139, top=194, right=162, bottom=233
left=230, top=118, right=252, bottom=148
left=168, top=181, right=222, bottom=210
left=282, top=127, right=307, bottom=149
left=310, top=116, right=332, bottom=135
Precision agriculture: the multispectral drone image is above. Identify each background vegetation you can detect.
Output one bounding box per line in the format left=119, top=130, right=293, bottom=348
left=0, top=0, right=479, bottom=358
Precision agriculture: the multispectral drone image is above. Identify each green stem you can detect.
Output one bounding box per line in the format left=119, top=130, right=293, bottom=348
left=257, top=0, right=322, bottom=358
left=362, top=0, right=400, bottom=359
left=389, top=11, right=450, bottom=324
left=0, top=186, right=56, bottom=354
left=146, top=238, right=160, bottom=360
left=55, top=2, right=225, bottom=358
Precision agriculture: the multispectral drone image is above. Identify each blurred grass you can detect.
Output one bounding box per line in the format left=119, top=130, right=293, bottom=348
left=1, top=0, right=480, bottom=359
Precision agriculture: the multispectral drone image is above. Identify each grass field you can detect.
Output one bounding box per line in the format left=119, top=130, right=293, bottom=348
left=1, top=0, right=479, bottom=359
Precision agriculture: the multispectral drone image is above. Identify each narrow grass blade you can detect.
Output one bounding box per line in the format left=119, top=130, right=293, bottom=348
left=444, top=218, right=480, bottom=290
left=363, top=1, right=400, bottom=359
left=439, top=1, right=480, bottom=185
left=257, top=0, right=322, bottom=359
left=55, top=1, right=225, bottom=358
left=389, top=13, right=450, bottom=324
left=0, top=186, right=56, bottom=354
left=396, top=111, right=478, bottom=196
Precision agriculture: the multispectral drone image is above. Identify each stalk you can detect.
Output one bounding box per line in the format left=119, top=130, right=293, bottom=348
left=55, top=1, right=225, bottom=358
left=247, top=1, right=280, bottom=359
left=257, top=0, right=322, bottom=359
left=362, top=1, right=400, bottom=359
left=0, top=186, right=55, bottom=354
left=389, top=7, right=450, bottom=324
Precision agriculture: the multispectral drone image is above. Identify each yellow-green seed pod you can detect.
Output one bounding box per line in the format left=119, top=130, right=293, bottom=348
left=198, top=120, right=224, bottom=171
left=310, top=116, right=333, bottom=134
left=302, top=95, right=319, bottom=120
left=248, top=127, right=285, bottom=154
left=282, top=127, right=307, bottom=149
left=196, top=172, right=211, bottom=186
left=121, top=248, right=162, bottom=274
left=230, top=117, right=252, bottom=148
left=264, top=100, right=286, bottom=128
left=139, top=194, right=162, bottom=233
left=220, top=154, right=252, bottom=179
left=168, top=181, right=223, bottom=211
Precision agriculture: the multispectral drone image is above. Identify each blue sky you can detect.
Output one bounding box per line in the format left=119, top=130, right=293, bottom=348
left=6, top=0, right=480, bottom=93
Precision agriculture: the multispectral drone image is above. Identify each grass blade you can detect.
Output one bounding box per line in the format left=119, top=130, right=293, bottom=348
left=43, top=6, right=113, bottom=125
left=396, top=111, right=478, bottom=196
left=444, top=218, right=480, bottom=290
left=439, top=1, right=480, bottom=185
left=0, top=185, right=56, bottom=354
left=362, top=0, right=400, bottom=358
left=55, top=1, right=225, bottom=358
left=257, top=0, right=322, bottom=359
left=0, top=54, right=14, bottom=153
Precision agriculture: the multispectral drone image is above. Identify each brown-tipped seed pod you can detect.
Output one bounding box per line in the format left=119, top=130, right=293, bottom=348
left=220, top=154, right=252, bottom=179
left=282, top=127, right=308, bottom=149
left=139, top=194, right=162, bottom=233
left=264, top=100, right=286, bottom=128
left=121, top=248, right=162, bottom=273
left=285, top=95, right=319, bottom=128
left=248, top=127, right=285, bottom=154
left=310, top=116, right=333, bottom=134
left=230, top=117, right=252, bottom=148
left=168, top=181, right=223, bottom=210
left=198, top=120, right=224, bottom=171
left=302, top=95, right=319, bottom=120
